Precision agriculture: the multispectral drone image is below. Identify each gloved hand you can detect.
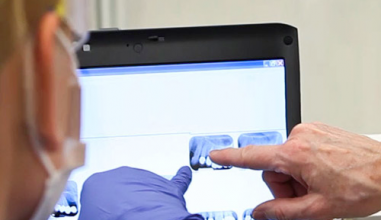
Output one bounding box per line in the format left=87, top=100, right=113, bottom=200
left=78, top=166, right=204, bottom=220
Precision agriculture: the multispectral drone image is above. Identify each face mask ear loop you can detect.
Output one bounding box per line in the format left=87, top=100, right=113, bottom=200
left=23, top=36, right=57, bottom=177
left=56, top=29, right=80, bottom=72
left=55, top=28, right=86, bottom=169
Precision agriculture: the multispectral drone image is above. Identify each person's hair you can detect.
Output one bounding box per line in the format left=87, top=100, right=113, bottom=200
left=0, top=0, right=58, bottom=67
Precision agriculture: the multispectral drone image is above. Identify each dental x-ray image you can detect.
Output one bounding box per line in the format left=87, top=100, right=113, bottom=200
left=199, top=211, right=238, bottom=220
left=238, top=131, right=283, bottom=148
left=52, top=181, right=79, bottom=218
left=189, top=135, right=233, bottom=171
left=243, top=209, right=254, bottom=220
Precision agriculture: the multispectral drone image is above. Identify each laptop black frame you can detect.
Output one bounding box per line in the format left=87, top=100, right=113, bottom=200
left=77, top=23, right=301, bottom=135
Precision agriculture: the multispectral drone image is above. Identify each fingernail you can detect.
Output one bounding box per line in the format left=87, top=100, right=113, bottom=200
left=209, top=150, right=219, bottom=157
left=252, top=211, right=267, bottom=220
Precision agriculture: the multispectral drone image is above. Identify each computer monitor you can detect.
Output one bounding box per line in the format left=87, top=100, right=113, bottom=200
left=52, top=23, right=301, bottom=220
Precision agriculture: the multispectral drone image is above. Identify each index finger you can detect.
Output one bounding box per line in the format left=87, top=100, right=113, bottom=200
left=209, top=145, right=284, bottom=171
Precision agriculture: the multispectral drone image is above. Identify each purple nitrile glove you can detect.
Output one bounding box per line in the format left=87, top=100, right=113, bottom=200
left=78, top=166, right=204, bottom=220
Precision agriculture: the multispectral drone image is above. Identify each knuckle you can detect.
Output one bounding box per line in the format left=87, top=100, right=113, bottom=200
left=290, top=122, right=325, bottom=137
left=240, top=146, right=253, bottom=167
left=290, top=123, right=309, bottom=136
left=310, top=202, right=331, bottom=220
left=270, top=145, right=291, bottom=172
left=273, top=152, right=287, bottom=172
left=285, top=137, right=309, bottom=153
left=82, top=172, right=104, bottom=189
left=280, top=138, right=311, bottom=169
left=272, top=208, right=288, bottom=220
left=311, top=121, right=324, bottom=125
left=82, top=176, right=95, bottom=193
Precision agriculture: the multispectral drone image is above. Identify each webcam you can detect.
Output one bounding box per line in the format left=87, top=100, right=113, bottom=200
left=283, top=36, right=293, bottom=45
left=133, top=43, right=143, bottom=53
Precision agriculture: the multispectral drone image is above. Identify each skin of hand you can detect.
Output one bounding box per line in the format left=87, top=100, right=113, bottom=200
left=210, top=122, right=381, bottom=220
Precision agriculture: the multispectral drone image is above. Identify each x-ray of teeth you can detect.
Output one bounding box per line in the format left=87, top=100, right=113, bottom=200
left=199, top=211, right=238, bottom=220
left=52, top=181, right=79, bottom=218
left=238, top=131, right=283, bottom=148
left=189, top=135, right=233, bottom=171
left=243, top=209, right=254, bottom=220
left=199, top=156, right=206, bottom=165
left=206, top=156, right=212, bottom=166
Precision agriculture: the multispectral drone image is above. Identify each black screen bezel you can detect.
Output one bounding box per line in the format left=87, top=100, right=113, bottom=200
left=77, top=23, right=301, bottom=135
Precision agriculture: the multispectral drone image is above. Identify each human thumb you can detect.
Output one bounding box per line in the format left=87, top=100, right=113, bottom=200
left=252, top=195, right=323, bottom=220
left=171, top=166, right=193, bottom=194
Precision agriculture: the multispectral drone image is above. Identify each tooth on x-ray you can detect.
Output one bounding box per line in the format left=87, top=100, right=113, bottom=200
left=238, top=131, right=283, bottom=148
left=189, top=135, right=234, bottom=171
left=52, top=181, right=79, bottom=218
left=223, top=211, right=236, bottom=220
left=243, top=209, right=254, bottom=220
left=70, top=206, right=78, bottom=213
left=199, top=156, right=206, bottom=165
left=211, top=162, right=222, bottom=169
left=206, top=156, right=212, bottom=166
left=64, top=206, right=71, bottom=214
left=215, top=212, right=224, bottom=220
left=199, top=211, right=238, bottom=220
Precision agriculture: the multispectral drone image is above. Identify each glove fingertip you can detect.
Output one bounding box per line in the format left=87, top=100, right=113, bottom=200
left=177, top=166, right=192, bottom=178
left=171, top=166, right=193, bottom=194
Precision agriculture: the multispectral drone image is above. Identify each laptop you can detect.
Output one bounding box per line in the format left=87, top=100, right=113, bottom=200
left=52, top=23, right=301, bottom=220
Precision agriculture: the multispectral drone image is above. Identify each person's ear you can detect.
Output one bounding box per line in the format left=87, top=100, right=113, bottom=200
left=33, top=11, right=61, bottom=151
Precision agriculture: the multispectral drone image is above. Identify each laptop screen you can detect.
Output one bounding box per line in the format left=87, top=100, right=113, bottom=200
left=53, top=59, right=287, bottom=220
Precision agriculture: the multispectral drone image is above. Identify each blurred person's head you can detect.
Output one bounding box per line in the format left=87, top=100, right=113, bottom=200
left=0, top=1, right=85, bottom=220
